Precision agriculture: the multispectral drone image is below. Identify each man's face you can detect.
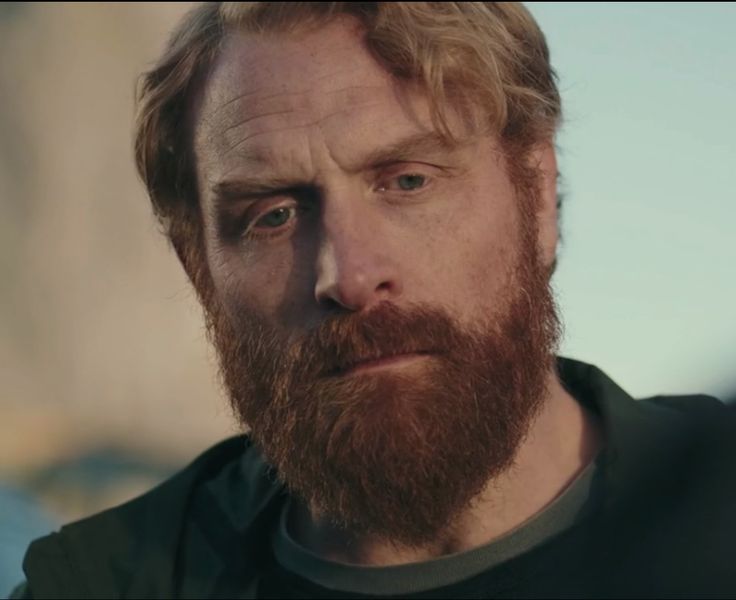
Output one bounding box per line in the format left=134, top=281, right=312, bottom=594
left=191, top=18, right=560, bottom=546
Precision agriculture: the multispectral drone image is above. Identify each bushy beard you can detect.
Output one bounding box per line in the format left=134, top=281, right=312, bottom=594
left=202, top=210, right=560, bottom=549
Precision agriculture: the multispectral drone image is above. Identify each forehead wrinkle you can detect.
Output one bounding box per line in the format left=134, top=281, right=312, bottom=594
left=219, top=97, right=399, bottom=174
left=213, top=95, right=392, bottom=170
left=202, top=44, right=393, bottom=127
left=197, top=56, right=439, bottom=186
left=207, top=81, right=385, bottom=142
left=204, top=86, right=263, bottom=121
left=216, top=107, right=297, bottom=142
left=203, top=32, right=369, bottom=123
left=220, top=120, right=320, bottom=163
left=203, top=88, right=309, bottom=129
left=210, top=126, right=321, bottom=183
left=201, top=91, right=308, bottom=150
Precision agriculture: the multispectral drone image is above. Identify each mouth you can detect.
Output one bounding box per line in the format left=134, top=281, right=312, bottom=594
left=329, top=351, right=434, bottom=377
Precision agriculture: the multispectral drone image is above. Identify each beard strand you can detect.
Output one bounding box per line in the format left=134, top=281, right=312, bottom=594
left=203, top=221, right=560, bottom=548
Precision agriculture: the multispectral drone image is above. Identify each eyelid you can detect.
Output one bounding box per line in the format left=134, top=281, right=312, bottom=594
left=247, top=200, right=295, bottom=226
left=375, top=168, right=434, bottom=193
left=242, top=200, right=305, bottom=241
left=249, top=197, right=295, bottom=219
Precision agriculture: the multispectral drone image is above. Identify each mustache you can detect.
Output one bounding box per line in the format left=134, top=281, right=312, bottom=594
left=268, top=302, right=463, bottom=378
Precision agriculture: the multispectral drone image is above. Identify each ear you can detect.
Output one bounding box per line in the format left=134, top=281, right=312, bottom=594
left=530, top=143, right=559, bottom=272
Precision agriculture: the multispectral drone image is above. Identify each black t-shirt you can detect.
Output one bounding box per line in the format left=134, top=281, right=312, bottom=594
left=268, top=458, right=602, bottom=597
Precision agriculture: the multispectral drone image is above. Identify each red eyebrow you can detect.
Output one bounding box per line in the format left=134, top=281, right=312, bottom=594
left=351, top=131, right=460, bottom=172
left=211, top=178, right=311, bottom=205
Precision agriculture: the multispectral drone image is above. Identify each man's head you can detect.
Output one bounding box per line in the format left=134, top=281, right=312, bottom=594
left=134, top=2, right=563, bottom=548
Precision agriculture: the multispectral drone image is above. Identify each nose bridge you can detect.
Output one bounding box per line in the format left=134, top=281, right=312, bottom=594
left=314, top=188, right=401, bottom=311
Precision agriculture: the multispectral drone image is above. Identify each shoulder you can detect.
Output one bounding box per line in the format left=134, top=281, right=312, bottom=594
left=600, top=395, right=736, bottom=594
left=643, top=392, right=729, bottom=415
left=641, top=392, right=736, bottom=450
left=8, top=581, right=31, bottom=600
left=621, top=391, right=736, bottom=484
left=21, top=435, right=284, bottom=599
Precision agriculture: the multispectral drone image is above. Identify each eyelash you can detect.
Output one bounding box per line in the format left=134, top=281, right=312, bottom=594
left=376, top=172, right=432, bottom=195
left=245, top=205, right=301, bottom=240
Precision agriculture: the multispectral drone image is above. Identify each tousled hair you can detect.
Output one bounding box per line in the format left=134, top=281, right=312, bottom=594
left=134, top=2, right=562, bottom=295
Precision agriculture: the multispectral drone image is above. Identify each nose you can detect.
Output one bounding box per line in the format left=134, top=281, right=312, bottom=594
left=314, top=201, right=403, bottom=312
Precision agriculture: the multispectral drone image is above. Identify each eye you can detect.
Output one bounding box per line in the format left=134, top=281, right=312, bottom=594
left=378, top=173, right=429, bottom=193
left=253, top=206, right=295, bottom=230
left=397, top=174, right=427, bottom=191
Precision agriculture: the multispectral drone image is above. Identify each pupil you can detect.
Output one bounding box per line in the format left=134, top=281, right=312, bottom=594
left=399, top=174, right=424, bottom=190
left=263, top=208, right=289, bottom=227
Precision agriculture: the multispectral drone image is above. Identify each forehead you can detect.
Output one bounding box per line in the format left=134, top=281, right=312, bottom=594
left=192, top=18, right=459, bottom=182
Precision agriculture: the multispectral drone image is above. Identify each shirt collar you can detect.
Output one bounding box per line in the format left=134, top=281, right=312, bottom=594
left=557, top=357, right=692, bottom=511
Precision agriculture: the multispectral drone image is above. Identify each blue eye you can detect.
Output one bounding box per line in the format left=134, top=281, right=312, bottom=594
left=255, top=206, right=294, bottom=229
left=397, top=174, right=427, bottom=191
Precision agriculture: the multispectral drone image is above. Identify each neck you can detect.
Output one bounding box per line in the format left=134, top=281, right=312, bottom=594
left=288, top=368, right=604, bottom=566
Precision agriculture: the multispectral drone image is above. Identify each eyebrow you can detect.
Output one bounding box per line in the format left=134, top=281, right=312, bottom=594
left=210, top=131, right=464, bottom=206
left=355, top=130, right=462, bottom=171
left=211, top=177, right=310, bottom=207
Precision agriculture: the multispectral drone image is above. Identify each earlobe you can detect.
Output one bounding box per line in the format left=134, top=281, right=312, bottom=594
left=531, top=143, right=559, bottom=271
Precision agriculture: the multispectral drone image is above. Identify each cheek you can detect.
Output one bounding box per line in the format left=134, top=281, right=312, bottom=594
left=432, top=196, right=521, bottom=314
left=207, top=240, right=298, bottom=326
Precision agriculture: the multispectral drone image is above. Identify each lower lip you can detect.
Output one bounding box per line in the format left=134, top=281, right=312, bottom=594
left=340, top=353, right=430, bottom=376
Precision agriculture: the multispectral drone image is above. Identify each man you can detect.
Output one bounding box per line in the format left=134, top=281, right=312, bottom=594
left=13, top=2, right=736, bottom=598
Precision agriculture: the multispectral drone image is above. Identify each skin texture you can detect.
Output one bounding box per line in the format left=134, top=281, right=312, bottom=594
left=191, top=17, right=602, bottom=565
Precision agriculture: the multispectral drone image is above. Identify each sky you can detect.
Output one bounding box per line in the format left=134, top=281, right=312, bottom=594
left=525, top=3, right=735, bottom=399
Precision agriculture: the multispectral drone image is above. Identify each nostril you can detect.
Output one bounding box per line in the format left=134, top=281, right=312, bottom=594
left=318, top=295, right=351, bottom=314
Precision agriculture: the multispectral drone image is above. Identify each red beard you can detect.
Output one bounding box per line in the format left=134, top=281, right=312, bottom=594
left=204, top=214, right=559, bottom=548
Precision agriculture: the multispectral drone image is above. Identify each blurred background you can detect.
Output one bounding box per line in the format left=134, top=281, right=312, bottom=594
left=0, top=2, right=734, bottom=594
